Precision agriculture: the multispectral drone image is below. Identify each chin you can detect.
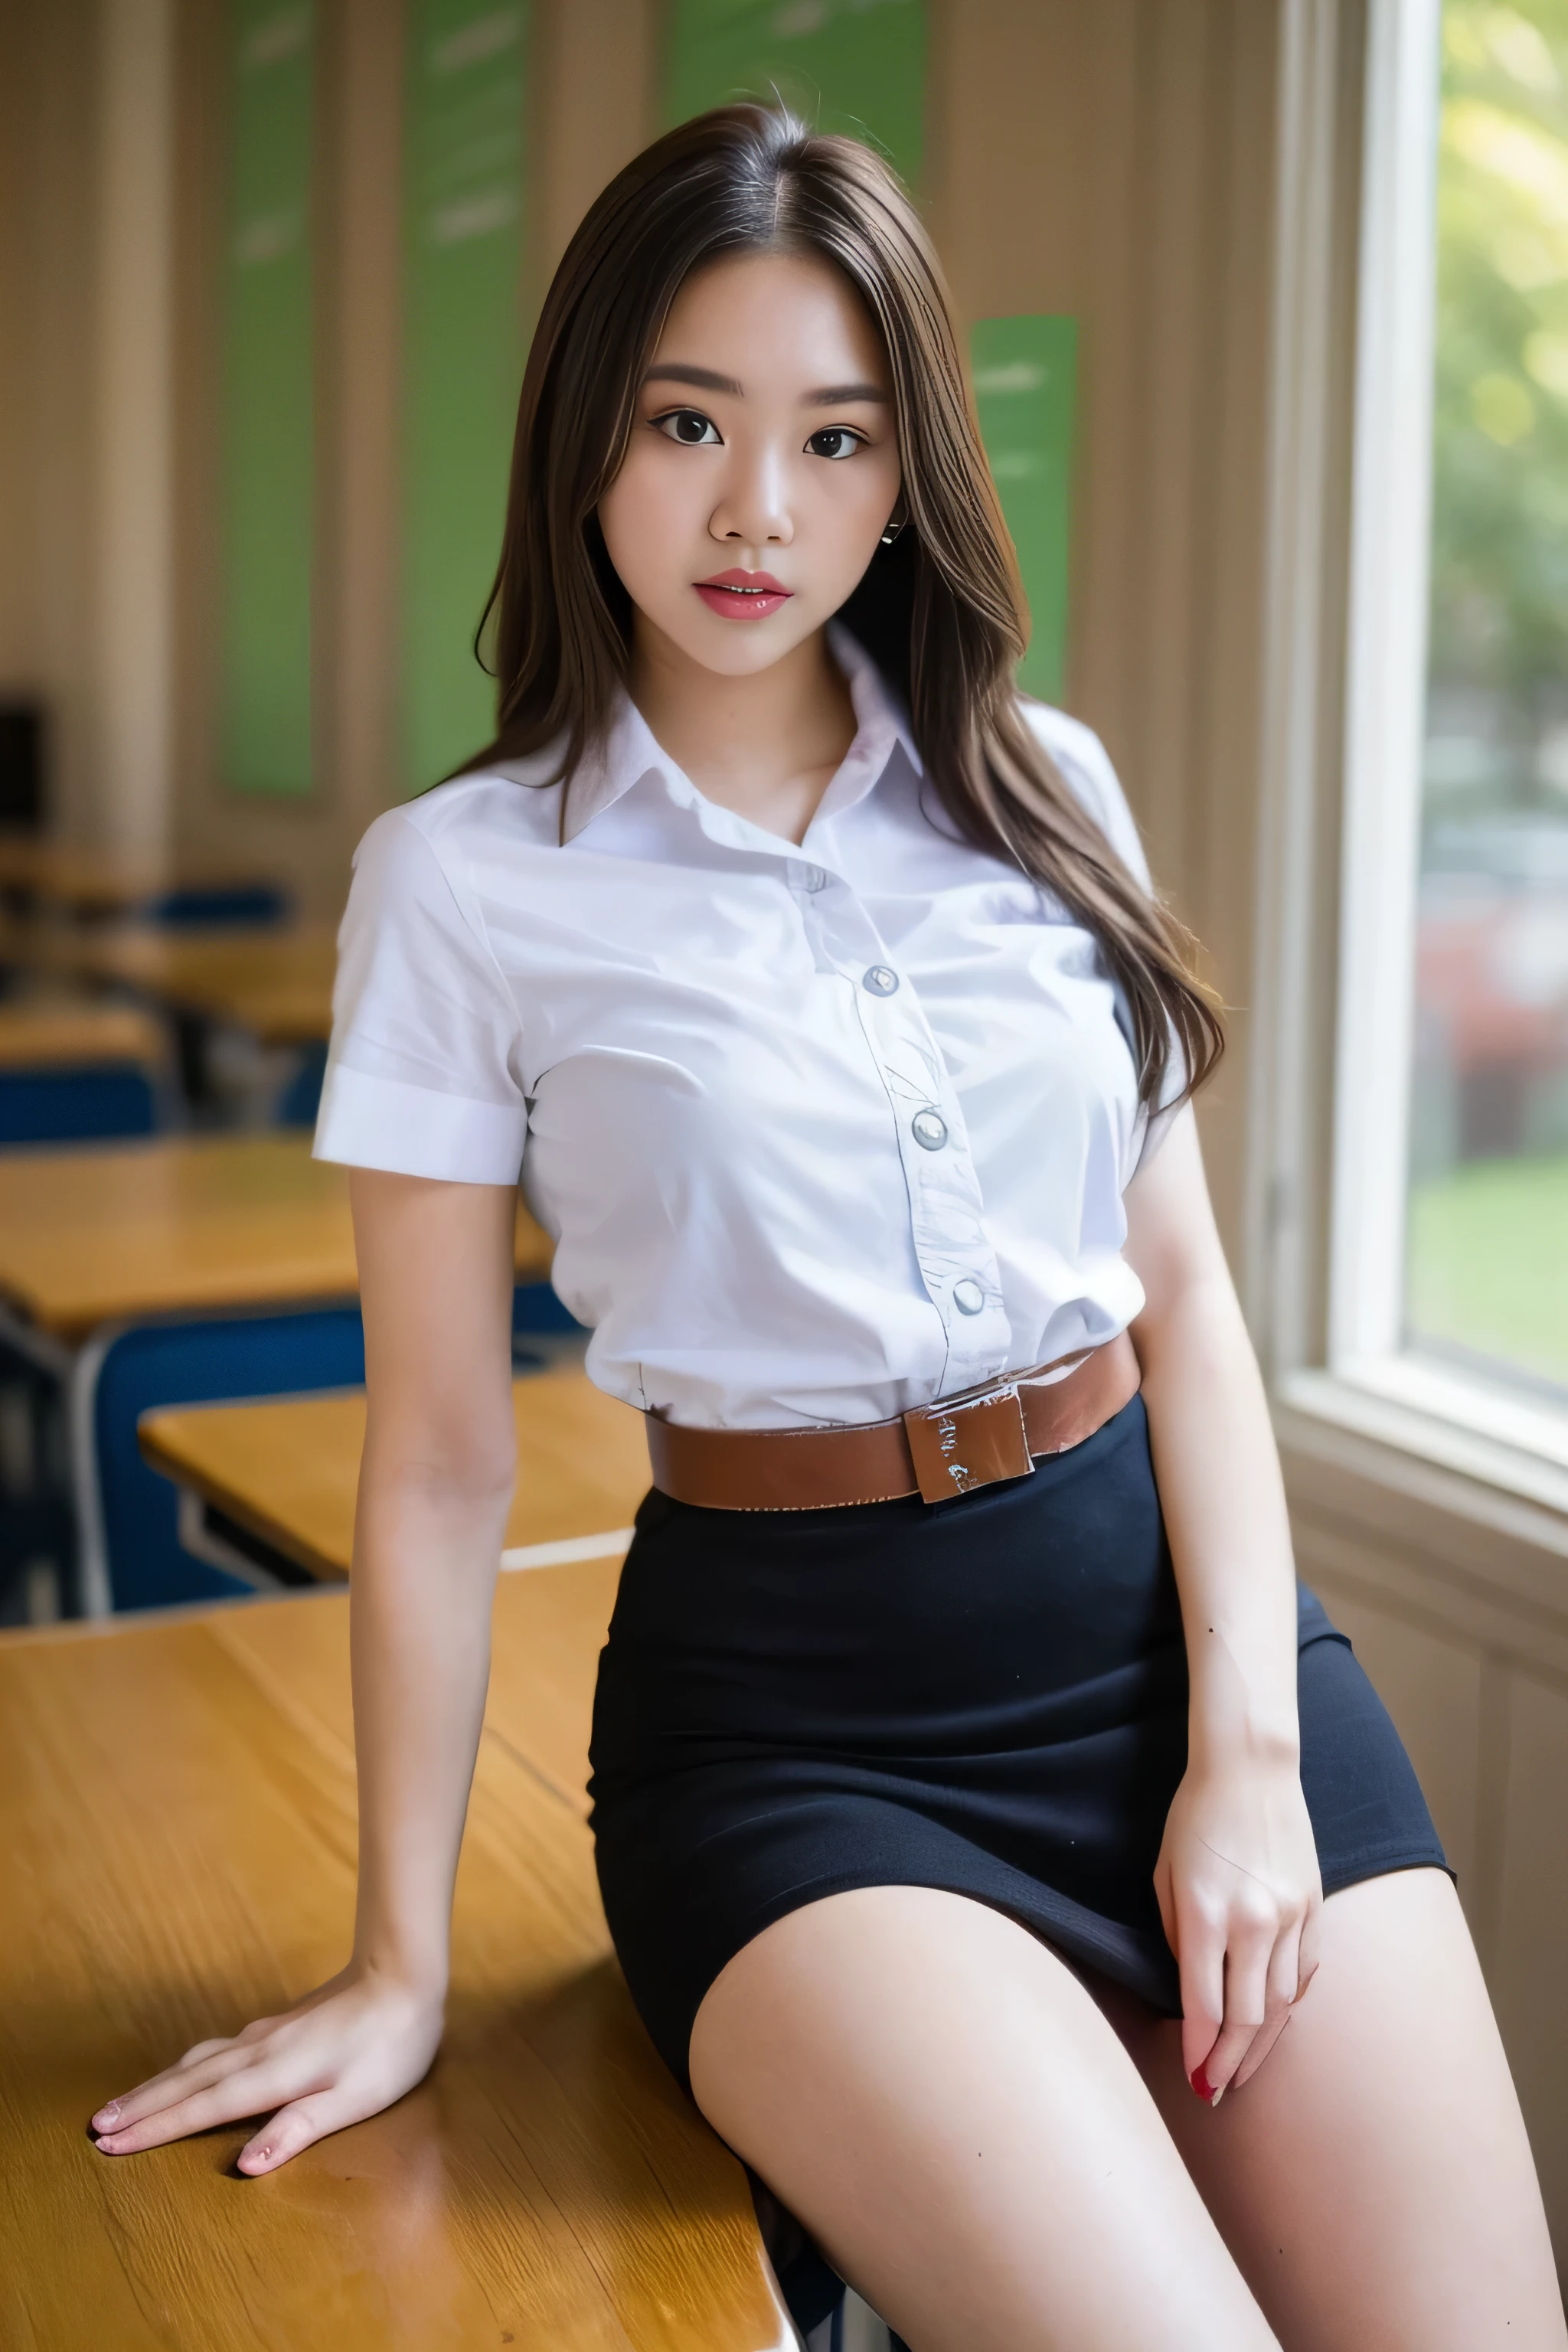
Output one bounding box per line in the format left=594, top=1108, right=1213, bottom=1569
left=677, top=623, right=817, bottom=675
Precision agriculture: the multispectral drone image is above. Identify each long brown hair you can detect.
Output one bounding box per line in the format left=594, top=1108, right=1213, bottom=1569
left=464, top=103, right=1221, bottom=1112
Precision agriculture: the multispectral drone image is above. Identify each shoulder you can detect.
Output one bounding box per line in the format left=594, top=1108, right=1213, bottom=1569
left=1016, top=696, right=1152, bottom=892
left=388, top=755, right=565, bottom=858
left=350, top=759, right=567, bottom=906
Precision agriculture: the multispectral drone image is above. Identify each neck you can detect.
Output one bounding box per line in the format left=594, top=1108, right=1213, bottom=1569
left=626, top=619, right=857, bottom=847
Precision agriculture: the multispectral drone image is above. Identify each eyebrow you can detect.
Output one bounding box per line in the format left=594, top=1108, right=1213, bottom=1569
left=805, top=382, right=890, bottom=406
left=643, top=363, right=743, bottom=395
left=642, top=363, right=890, bottom=405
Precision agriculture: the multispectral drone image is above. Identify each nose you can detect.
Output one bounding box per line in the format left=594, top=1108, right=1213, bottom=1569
left=708, top=443, right=792, bottom=550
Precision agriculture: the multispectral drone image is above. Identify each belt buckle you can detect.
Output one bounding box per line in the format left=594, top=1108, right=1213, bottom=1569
left=903, top=1378, right=1034, bottom=1505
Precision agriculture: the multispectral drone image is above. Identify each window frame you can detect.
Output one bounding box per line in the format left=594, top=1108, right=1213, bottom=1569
left=1328, top=0, right=1439, bottom=1377
left=1253, top=0, right=1568, bottom=1540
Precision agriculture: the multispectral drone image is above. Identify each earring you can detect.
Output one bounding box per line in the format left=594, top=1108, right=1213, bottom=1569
left=880, top=502, right=907, bottom=546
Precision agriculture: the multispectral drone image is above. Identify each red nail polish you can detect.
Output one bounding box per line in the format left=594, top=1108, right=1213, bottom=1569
left=1190, top=2062, right=1216, bottom=2101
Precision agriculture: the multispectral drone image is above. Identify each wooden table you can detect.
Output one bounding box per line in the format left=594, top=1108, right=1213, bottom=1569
left=0, top=998, right=167, bottom=1073
left=0, top=838, right=288, bottom=920
left=0, top=837, right=169, bottom=913
left=0, top=1578, right=790, bottom=2349
left=142, top=1368, right=652, bottom=1583
left=27, top=922, right=339, bottom=1045
left=0, top=1132, right=553, bottom=1345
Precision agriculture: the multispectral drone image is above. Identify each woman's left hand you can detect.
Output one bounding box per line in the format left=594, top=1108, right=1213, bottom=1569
left=1153, top=1755, right=1322, bottom=2102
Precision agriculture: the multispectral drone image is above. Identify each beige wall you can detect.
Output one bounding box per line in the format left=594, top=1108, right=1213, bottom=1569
left=1279, top=1419, right=1568, bottom=2262
left=0, top=0, right=100, bottom=846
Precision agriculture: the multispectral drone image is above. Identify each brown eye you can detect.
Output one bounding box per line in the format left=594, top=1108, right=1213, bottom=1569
left=655, top=409, right=722, bottom=446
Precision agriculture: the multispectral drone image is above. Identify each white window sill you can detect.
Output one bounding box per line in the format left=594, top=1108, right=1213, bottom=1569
left=1274, top=1357, right=1568, bottom=1548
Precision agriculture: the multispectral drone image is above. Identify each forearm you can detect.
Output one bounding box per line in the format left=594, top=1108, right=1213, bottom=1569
left=90, top=1170, right=523, bottom=2174
left=1133, top=1272, right=1299, bottom=1770
left=348, top=1460, right=512, bottom=1995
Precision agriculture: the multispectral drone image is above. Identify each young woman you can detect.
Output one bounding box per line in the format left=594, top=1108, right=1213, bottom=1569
left=91, top=108, right=1564, bottom=2350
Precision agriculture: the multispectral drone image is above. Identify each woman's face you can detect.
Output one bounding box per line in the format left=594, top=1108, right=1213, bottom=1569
left=597, top=250, right=902, bottom=678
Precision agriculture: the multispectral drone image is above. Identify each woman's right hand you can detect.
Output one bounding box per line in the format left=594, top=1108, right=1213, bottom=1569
left=89, top=1963, right=445, bottom=2174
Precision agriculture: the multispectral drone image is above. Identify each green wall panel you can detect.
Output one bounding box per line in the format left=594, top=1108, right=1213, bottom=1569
left=665, top=0, right=926, bottom=189
left=402, top=1, right=531, bottom=792
left=220, top=2, right=315, bottom=799
left=971, top=315, right=1077, bottom=704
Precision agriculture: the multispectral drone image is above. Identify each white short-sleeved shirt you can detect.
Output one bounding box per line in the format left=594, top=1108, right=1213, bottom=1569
left=315, top=626, right=1179, bottom=1429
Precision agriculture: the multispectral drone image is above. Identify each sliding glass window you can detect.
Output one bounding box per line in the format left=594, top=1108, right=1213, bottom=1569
left=1410, top=0, right=1568, bottom=1400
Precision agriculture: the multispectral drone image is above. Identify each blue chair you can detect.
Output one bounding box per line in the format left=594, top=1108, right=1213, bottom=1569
left=757, top=2197, right=906, bottom=2352
left=800, top=2299, right=903, bottom=2351
left=0, top=1341, right=73, bottom=1623
left=0, top=1062, right=157, bottom=1146
left=512, top=1279, right=582, bottom=1341
left=72, top=1305, right=369, bottom=1612
left=74, top=1285, right=566, bottom=1613
left=273, top=1037, right=328, bottom=1127
left=799, top=2289, right=906, bottom=2350
left=140, top=882, right=292, bottom=929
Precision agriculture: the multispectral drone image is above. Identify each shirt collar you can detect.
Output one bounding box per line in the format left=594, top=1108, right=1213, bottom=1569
left=560, top=621, right=922, bottom=850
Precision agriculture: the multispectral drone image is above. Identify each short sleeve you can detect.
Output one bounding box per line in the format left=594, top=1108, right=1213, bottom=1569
left=312, top=809, right=528, bottom=1184
left=1018, top=699, right=1186, bottom=1172
left=1018, top=699, right=1153, bottom=890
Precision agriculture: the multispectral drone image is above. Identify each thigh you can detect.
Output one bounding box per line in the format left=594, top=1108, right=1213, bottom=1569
left=688, top=1883, right=1278, bottom=2352
left=1106, top=1869, right=1566, bottom=2351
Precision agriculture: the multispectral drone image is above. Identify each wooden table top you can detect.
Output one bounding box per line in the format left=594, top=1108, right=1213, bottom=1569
left=0, top=1579, right=789, bottom=2350
left=0, top=998, right=167, bottom=1072
left=0, top=1132, right=554, bottom=1342
left=27, top=922, right=339, bottom=1044
left=0, top=838, right=297, bottom=920
left=142, top=1368, right=652, bottom=1585
left=0, top=836, right=169, bottom=911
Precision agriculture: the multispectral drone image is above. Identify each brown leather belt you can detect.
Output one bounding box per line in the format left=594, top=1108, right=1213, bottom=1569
left=644, top=1330, right=1142, bottom=1511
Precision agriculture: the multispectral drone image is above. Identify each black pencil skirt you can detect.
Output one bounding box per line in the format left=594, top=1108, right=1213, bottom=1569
left=587, top=1393, right=1449, bottom=2096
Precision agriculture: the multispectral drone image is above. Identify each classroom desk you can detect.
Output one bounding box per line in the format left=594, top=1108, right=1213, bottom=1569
left=141, top=1367, right=652, bottom=1587
left=141, top=1369, right=649, bottom=1803
left=0, top=1579, right=791, bottom=2350
left=0, top=837, right=168, bottom=914
left=0, top=1131, right=553, bottom=1346
left=0, top=838, right=286, bottom=922
left=28, top=921, right=339, bottom=1044
left=0, top=998, right=167, bottom=1072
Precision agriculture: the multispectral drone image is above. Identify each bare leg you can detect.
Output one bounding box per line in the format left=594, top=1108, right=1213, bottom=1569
left=1103, top=1869, right=1566, bottom=2350
left=689, top=1883, right=1277, bottom=2352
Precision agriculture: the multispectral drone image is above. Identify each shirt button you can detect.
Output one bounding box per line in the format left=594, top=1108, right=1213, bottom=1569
left=862, top=965, right=899, bottom=996
left=803, top=864, right=828, bottom=893
left=911, top=1108, right=948, bottom=1152
left=952, top=1279, right=986, bottom=1315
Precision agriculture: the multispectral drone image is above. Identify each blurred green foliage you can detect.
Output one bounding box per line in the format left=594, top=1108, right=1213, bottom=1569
left=1432, top=2, right=1568, bottom=714
left=1408, top=1151, right=1568, bottom=1382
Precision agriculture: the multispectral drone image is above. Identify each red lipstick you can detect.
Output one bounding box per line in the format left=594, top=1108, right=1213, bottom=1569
left=694, top=567, right=793, bottom=620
